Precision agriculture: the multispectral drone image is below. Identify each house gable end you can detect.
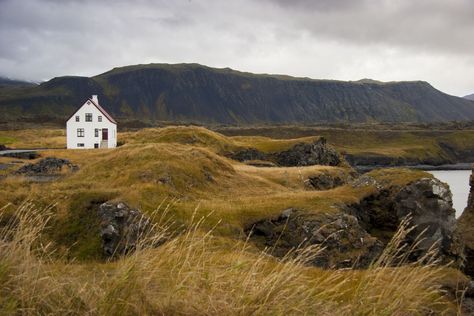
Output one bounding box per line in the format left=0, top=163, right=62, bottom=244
left=66, top=98, right=117, bottom=125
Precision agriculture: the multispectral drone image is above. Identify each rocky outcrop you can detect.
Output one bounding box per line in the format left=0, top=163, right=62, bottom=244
left=274, top=138, right=341, bottom=167
left=230, top=138, right=342, bottom=167
left=247, top=208, right=383, bottom=269
left=0, top=144, right=9, bottom=151
left=349, top=176, right=464, bottom=266
left=305, top=172, right=347, bottom=190
left=458, top=166, right=474, bottom=277
left=98, top=202, right=154, bottom=256
left=15, top=157, right=78, bottom=175
left=288, top=138, right=341, bottom=167
left=394, top=178, right=463, bottom=263
left=248, top=173, right=464, bottom=270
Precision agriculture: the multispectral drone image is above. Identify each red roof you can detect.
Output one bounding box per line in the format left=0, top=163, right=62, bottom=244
left=66, top=97, right=117, bottom=124
left=89, top=98, right=117, bottom=124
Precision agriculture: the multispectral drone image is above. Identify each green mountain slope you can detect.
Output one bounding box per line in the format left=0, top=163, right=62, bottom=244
left=1, top=63, right=474, bottom=124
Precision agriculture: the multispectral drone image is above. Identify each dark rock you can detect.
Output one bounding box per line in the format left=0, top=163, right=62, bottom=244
left=458, top=166, right=474, bottom=277
left=247, top=208, right=383, bottom=269
left=0, top=144, right=9, bottom=151
left=98, top=202, right=154, bottom=256
left=229, top=138, right=342, bottom=167
left=394, top=178, right=463, bottom=264
left=349, top=177, right=464, bottom=266
left=274, top=138, right=341, bottom=167
left=3, top=151, right=40, bottom=160
left=15, top=157, right=79, bottom=175
left=306, top=172, right=347, bottom=190
left=229, top=148, right=267, bottom=162
left=248, top=173, right=464, bottom=270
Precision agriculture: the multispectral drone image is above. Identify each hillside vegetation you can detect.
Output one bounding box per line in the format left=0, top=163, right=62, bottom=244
left=218, top=125, right=474, bottom=166
left=0, top=126, right=471, bottom=314
left=1, top=63, right=474, bottom=125
left=4, top=125, right=474, bottom=167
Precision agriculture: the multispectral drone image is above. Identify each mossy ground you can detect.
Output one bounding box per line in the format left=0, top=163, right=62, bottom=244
left=0, top=126, right=469, bottom=314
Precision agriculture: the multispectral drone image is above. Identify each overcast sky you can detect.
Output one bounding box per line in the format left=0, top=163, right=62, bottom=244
left=0, top=0, right=473, bottom=96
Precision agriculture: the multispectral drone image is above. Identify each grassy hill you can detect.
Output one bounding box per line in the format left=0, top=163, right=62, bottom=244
left=0, top=126, right=469, bottom=314
left=2, top=63, right=474, bottom=125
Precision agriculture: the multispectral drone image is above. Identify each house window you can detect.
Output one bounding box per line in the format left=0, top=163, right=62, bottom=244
left=77, top=128, right=84, bottom=137
left=94, top=143, right=99, bottom=148
left=77, top=143, right=84, bottom=147
left=85, top=113, right=92, bottom=122
left=95, top=128, right=99, bottom=137
left=98, top=115, right=102, bottom=122
left=75, top=115, right=80, bottom=122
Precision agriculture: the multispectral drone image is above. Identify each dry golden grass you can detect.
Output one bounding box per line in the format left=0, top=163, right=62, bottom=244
left=0, top=203, right=468, bottom=315
left=0, top=127, right=432, bottom=249
left=230, top=135, right=320, bottom=153
left=368, top=167, right=434, bottom=187
left=120, top=126, right=321, bottom=154
left=0, top=129, right=65, bottom=148
left=1, top=126, right=466, bottom=314
left=235, top=164, right=351, bottom=190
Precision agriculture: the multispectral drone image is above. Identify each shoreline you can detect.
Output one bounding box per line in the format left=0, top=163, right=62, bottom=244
left=354, top=162, right=473, bottom=173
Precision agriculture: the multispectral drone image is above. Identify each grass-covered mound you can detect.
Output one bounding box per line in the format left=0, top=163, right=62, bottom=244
left=0, top=126, right=470, bottom=313
left=121, top=126, right=322, bottom=155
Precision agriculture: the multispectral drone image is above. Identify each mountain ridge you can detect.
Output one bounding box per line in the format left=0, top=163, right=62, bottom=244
left=1, top=63, right=474, bottom=124
left=464, top=93, right=474, bottom=101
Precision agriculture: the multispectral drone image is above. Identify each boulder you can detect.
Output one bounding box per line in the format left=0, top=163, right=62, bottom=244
left=15, top=157, right=78, bottom=175
left=97, top=202, right=153, bottom=256
left=247, top=208, right=383, bottom=269
left=458, top=166, right=474, bottom=277
left=274, top=138, right=341, bottom=167
left=305, top=173, right=347, bottom=190
left=394, top=178, right=463, bottom=263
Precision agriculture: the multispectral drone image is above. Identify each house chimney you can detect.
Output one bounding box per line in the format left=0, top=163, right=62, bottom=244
left=91, top=95, right=99, bottom=104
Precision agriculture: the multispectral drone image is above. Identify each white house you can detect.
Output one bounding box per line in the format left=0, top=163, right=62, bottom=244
left=66, top=95, right=117, bottom=149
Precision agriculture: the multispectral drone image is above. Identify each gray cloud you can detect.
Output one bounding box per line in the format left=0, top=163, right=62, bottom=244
left=0, top=0, right=473, bottom=96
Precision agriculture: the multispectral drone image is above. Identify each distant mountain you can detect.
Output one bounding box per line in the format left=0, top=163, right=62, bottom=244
left=464, top=93, right=474, bottom=101
left=0, top=77, right=37, bottom=87
left=1, top=63, right=474, bottom=124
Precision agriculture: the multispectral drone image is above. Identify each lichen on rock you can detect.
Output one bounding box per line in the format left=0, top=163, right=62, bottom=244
left=247, top=208, right=383, bottom=269
left=98, top=202, right=157, bottom=257
left=15, top=157, right=78, bottom=175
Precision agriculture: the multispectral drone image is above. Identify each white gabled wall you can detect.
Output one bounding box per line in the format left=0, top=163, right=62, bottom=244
left=66, top=99, right=117, bottom=149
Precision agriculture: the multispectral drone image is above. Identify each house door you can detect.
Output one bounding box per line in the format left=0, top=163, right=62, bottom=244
left=102, top=128, right=108, bottom=141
